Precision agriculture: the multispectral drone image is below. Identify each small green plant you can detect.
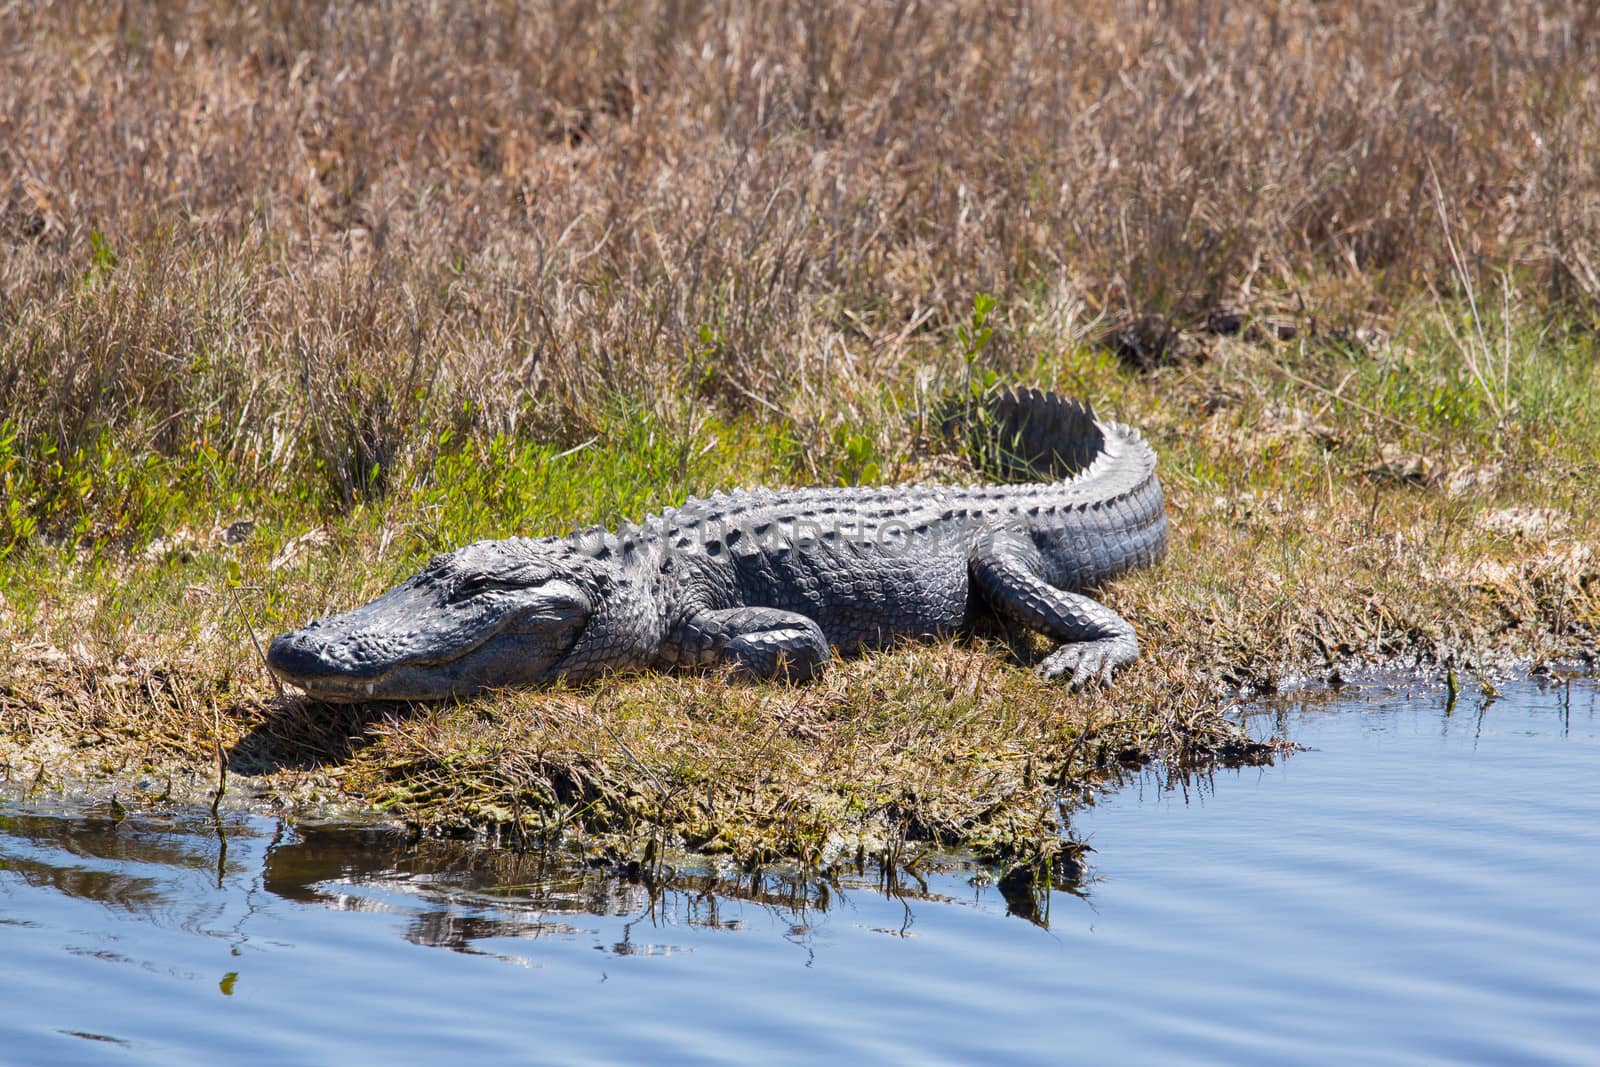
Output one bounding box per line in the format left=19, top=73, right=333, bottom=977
left=832, top=426, right=881, bottom=485
left=0, top=420, right=38, bottom=559
left=689, top=322, right=723, bottom=395
left=947, top=292, right=1028, bottom=479
left=82, top=228, right=119, bottom=285
left=958, top=292, right=999, bottom=399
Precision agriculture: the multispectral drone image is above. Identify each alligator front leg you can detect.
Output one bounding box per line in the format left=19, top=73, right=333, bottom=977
left=663, top=607, right=830, bottom=681
left=971, top=545, right=1141, bottom=688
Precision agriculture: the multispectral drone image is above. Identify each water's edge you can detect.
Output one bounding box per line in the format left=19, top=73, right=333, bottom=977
left=4, top=675, right=1597, bottom=1066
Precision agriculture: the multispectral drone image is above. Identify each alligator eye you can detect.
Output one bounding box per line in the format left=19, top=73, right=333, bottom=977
left=457, top=574, right=504, bottom=597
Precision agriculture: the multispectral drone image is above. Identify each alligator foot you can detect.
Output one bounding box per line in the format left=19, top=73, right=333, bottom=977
left=666, top=607, right=830, bottom=682
left=971, top=542, right=1143, bottom=689
left=1037, top=635, right=1141, bottom=688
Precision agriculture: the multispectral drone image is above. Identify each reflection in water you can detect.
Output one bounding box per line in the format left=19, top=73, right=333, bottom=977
left=0, top=807, right=249, bottom=934
left=263, top=823, right=996, bottom=956
left=1, top=806, right=1000, bottom=961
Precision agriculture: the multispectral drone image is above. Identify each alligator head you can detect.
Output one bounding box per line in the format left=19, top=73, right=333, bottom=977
left=267, top=537, right=614, bottom=701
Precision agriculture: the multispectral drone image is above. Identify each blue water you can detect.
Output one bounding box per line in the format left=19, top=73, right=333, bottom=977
left=3, top=678, right=1598, bottom=1065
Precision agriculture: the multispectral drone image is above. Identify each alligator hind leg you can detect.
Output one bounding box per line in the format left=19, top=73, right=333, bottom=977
left=970, top=547, right=1141, bottom=688
left=664, top=607, right=830, bottom=682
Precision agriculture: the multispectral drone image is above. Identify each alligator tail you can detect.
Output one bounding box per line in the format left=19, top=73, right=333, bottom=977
left=976, top=386, right=1106, bottom=480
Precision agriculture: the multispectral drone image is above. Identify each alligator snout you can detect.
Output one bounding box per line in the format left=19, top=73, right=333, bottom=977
left=266, top=625, right=383, bottom=697
left=266, top=627, right=335, bottom=680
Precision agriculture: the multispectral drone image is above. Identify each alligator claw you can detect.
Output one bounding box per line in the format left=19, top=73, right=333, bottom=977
left=1038, top=638, right=1136, bottom=689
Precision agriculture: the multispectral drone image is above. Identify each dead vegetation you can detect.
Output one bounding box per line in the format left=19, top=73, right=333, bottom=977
left=5, top=0, right=1600, bottom=507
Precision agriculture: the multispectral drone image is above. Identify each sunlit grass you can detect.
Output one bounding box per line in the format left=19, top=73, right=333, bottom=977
left=4, top=293, right=1596, bottom=872
left=4, top=0, right=1600, bottom=873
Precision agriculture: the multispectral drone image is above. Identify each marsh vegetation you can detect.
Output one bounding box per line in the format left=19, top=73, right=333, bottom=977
left=2, top=1, right=1597, bottom=872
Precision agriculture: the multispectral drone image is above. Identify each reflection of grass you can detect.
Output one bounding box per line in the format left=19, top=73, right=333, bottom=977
left=3, top=2, right=1600, bottom=876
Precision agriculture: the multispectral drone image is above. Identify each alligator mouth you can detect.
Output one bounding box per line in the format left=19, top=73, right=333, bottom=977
left=265, top=630, right=470, bottom=703
left=266, top=585, right=590, bottom=702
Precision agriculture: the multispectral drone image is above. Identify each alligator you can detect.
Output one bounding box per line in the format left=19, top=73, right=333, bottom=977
left=266, top=389, right=1168, bottom=701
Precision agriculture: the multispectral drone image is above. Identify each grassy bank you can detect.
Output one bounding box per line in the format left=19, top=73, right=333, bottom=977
left=3, top=1, right=1598, bottom=874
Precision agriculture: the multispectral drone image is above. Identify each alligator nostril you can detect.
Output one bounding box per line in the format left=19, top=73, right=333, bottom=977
left=267, top=629, right=330, bottom=679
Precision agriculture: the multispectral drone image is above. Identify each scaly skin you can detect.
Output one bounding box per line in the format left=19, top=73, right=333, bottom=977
left=267, top=389, right=1167, bottom=701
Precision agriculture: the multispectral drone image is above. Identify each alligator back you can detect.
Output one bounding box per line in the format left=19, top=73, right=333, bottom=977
left=635, top=388, right=1167, bottom=649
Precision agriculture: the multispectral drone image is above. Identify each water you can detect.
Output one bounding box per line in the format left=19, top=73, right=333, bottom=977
left=3, top=678, right=1598, bottom=1066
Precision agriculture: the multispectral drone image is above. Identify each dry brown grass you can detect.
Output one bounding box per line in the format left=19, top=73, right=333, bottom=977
left=5, top=1, right=1600, bottom=493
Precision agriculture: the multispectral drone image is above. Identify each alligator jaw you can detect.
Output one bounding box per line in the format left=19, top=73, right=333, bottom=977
left=266, top=619, right=500, bottom=702
left=265, top=628, right=449, bottom=701
left=266, top=572, right=592, bottom=702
